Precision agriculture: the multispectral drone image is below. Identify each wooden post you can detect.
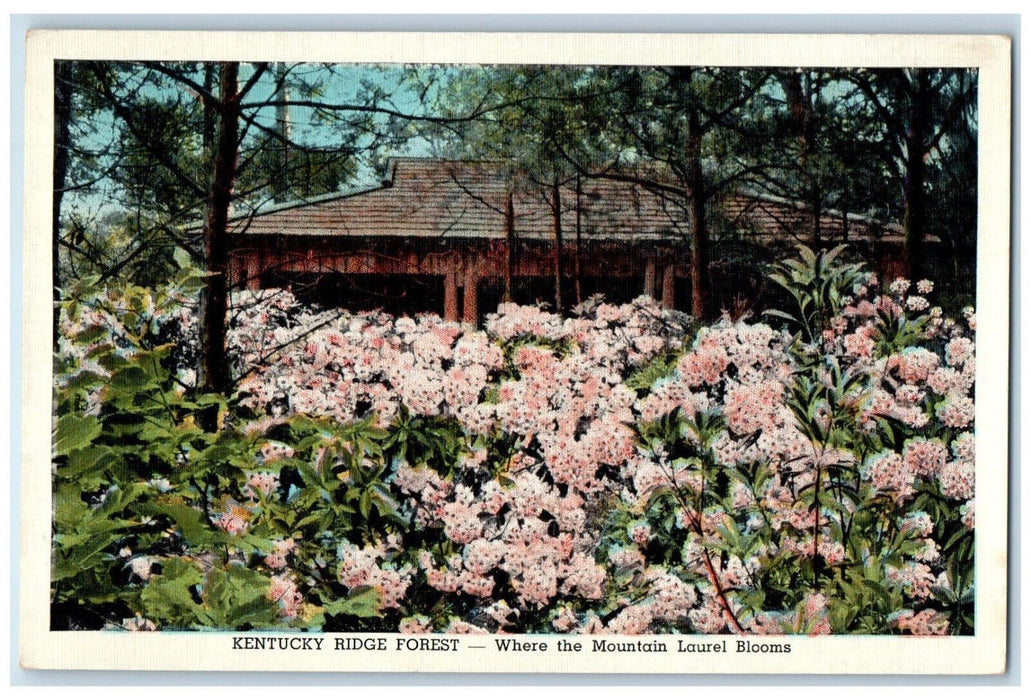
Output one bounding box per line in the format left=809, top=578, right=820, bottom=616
left=463, top=258, right=479, bottom=325
left=444, top=265, right=459, bottom=322
left=551, top=179, right=564, bottom=313
left=245, top=253, right=260, bottom=291
left=661, top=265, right=676, bottom=310
left=503, top=191, right=515, bottom=302
left=643, top=258, right=657, bottom=299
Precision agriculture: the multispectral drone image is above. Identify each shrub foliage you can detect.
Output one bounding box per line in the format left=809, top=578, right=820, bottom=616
left=52, top=248, right=975, bottom=635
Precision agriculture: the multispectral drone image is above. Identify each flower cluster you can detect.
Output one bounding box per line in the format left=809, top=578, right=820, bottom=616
left=54, top=255, right=976, bottom=637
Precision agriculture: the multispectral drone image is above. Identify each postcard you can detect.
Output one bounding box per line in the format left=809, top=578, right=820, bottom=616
left=19, top=30, right=1011, bottom=674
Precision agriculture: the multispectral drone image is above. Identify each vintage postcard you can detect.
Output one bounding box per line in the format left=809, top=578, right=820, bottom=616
left=19, top=30, right=1011, bottom=674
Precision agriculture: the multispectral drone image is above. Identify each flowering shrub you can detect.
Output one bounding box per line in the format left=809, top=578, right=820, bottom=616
left=52, top=248, right=975, bottom=635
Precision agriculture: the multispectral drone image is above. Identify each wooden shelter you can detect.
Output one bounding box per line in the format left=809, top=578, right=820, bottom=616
left=226, top=158, right=913, bottom=321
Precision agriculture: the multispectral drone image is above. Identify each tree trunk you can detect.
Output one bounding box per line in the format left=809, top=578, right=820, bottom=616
left=686, top=97, right=708, bottom=319
left=53, top=61, right=74, bottom=340
left=53, top=62, right=73, bottom=258
left=574, top=173, right=583, bottom=305
left=551, top=179, right=564, bottom=313
left=199, top=62, right=240, bottom=396
left=811, top=184, right=822, bottom=245
left=272, top=62, right=291, bottom=203
left=902, top=69, right=931, bottom=280
left=202, top=64, right=216, bottom=155
left=784, top=70, right=821, bottom=243
left=671, top=67, right=709, bottom=319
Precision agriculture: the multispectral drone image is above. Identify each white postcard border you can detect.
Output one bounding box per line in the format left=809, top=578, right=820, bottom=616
left=19, top=30, right=1012, bottom=674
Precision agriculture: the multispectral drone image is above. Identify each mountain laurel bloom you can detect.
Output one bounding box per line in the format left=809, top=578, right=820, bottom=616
left=890, top=609, right=949, bottom=636
left=889, top=278, right=911, bottom=296
left=264, top=538, right=296, bottom=570
left=338, top=542, right=413, bottom=609
left=904, top=440, right=948, bottom=478
left=245, top=472, right=279, bottom=499
left=864, top=452, right=915, bottom=503
left=214, top=502, right=251, bottom=536
left=886, top=561, right=937, bottom=600
left=269, top=574, right=304, bottom=619
left=939, top=459, right=975, bottom=501
left=937, top=395, right=975, bottom=428
left=61, top=275, right=975, bottom=635
left=115, top=616, right=158, bottom=632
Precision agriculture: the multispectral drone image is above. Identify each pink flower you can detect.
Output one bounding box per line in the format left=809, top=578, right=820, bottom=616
left=551, top=607, right=580, bottom=632
left=258, top=441, right=294, bottom=464
left=629, top=522, right=653, bottom=546
left=801, top=593, right=832, bottom=635
left=399, top=616, right=434, bottom=634
left=724, top=380, right=786, bottom=436
left=338, top=542, right=413, bottom=609
left=889, top=278, right=911, bottom=296
left=268, top=574, right=304, bottom=619
left=688, top=592, right=731, bottom=634
left=946, top=337, right=975, bottom=367
left=892, top=348, right=939, bottom=385
left=951, top=432, right=975, bottom=461
left=118, top=616, right=158, bottom=632
left=904, top=440, right=947, bottom=478
left=245, top=472, right=279, bottom=499
left=899, top=512, right=935, bottom=538
left=939, top=460, right=975, bottom=501
left=843, top=327, right=875, bottom=358
left=608, top=546, right=646, bottom=572
left=906, top=296, right=930, bottom=312
left=215, top=503, right=250, bottom=536
left=864, top=452, right=915, bottom=502
left=886, top=562, right=937, bottom=600
left=444, top=619, right=490, bottom=634
left=459, top=572, right=495, bottom=598
left=937, top=396, right=975, bottom=429
left=264, top=538, right=296, bottom=570
left=891, top=609, right=949, bottom=635
left=463, top=539, right=505, bottom=576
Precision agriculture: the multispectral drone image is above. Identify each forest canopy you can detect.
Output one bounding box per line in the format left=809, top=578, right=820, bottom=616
left=55, top=62, right=977, bottom=288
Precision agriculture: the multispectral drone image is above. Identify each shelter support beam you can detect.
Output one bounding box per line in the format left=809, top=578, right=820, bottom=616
left=463, top=259, right=479, bottom=325
left=245, top=255, right=261, bottom=291
left=644, top=258, right=657, bottom=299
left=661, top=265, right=675, bottom=309
left=444, top=267, right=460, bottom=322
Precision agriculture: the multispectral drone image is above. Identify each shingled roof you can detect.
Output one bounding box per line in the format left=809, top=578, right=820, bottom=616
left=228, top=158, right=905, bottom=245
left=718, top=191, right=909, bottom=245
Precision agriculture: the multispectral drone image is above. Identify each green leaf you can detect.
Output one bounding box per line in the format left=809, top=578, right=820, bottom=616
left=323, top=586, right=383, bottom=618
left=147, top=502, right=229, bottom=548
left=73, top=325, right=109, bottom=345
left=54, top=413, right=102, bottom=456
left=172, top=246, right=194, bottom=270
left=140, top=558, right=206, bottom=628
left=204, top=565, right=280, bottom=628
left=110, top=365, right=151, bottom=392
left=358, top=489, right=373, bottom=519
left=762, top=308, right=798, bottom=323
left=61, top=370, right=108, bottom=393
left=60, top=444, right=113, bottom=482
